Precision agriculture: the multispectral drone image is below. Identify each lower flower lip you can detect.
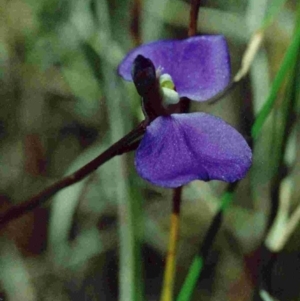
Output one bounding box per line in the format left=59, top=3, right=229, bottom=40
left=135, top=112, right=252, bottom=187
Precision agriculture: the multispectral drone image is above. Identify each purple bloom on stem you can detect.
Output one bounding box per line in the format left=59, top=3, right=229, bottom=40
left=118, top=36, right=252, bottom=188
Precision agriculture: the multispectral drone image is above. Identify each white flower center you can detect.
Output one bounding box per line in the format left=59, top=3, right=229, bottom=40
left=159, top=73, right=180, bottom=106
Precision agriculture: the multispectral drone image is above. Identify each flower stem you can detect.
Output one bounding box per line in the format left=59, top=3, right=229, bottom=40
left=160, top=187, right=183, bottom=301
left=188, top=0, right=201, bottom=36
left=0, top=123, right=146, bottom=226
left=130, top=0, right=142, bottom=46
left=160, top=3, right=203, bottom=300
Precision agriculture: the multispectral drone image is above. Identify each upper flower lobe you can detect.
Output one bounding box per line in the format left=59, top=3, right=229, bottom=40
left=118, top=36, right=230, bottom=101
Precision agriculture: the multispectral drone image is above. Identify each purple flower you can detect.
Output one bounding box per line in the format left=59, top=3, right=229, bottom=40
left=118, top=36, right=252, bottom=188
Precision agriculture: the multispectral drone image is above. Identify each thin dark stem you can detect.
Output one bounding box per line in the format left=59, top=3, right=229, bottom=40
left=0, top=123, right=146, bottom=226
left=130, top=0, right=142, bottom=46
left=172, top=186, right=182, bottom=215
left=116, top=139, right=142, bottom=155
left=181, top=0, right=203, bottom=116
left=251, top=246, right=277, bottom=301
left=200, top=210, right=223, bottom=258
left=188, top=0, right=201, bottom=37
left=198, top=182, right=237, bottom=259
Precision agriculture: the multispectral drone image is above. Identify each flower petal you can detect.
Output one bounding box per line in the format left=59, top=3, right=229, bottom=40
left=118, top=36, right=230, bottom=101
left=135, top=113, right=252, bottom=188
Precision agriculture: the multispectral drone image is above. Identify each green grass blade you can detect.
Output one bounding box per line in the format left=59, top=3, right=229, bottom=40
left=176, top=192, right=233, bottom=301
left=220, top=191, right=233, bottom=211
left=251, top=24, right=300, bottom=140
left=176, top=256, right=203, bottom=301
